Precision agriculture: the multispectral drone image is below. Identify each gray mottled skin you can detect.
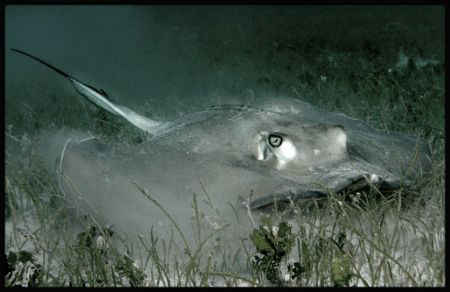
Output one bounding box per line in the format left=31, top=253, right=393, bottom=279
left=60, top=102, right=431, bottom=254
left=12, top=49, right=431, bottom=259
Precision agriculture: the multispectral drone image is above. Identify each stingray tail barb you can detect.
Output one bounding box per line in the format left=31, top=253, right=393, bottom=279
left=11, top=48, right=163, bottom=134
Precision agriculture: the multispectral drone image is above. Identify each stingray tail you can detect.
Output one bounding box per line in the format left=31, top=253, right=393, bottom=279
left=11, top=48, right=163, bottom=134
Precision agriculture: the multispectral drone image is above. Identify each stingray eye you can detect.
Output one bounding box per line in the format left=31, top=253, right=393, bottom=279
left=268, top=134, right=283, bottom=147
left=256, top=132, right=295, bottom=163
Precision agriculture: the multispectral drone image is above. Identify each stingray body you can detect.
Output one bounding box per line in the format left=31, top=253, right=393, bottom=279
left=12, top=49, right=432, bottom=252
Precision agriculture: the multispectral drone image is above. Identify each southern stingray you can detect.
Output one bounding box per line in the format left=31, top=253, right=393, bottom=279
left=11, top=49, right=432, bottom=255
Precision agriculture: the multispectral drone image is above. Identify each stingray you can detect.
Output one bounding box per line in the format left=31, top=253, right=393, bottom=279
left=11, top=49, right=432, bottom=251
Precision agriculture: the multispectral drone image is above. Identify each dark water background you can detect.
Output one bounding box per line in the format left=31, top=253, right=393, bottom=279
left=4, top=6, right=445, bottom=286
left=5, top=5, right=444, bottom=127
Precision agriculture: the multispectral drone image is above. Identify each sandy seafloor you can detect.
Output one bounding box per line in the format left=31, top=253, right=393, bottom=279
left=4, top=6, right=445, bottom=287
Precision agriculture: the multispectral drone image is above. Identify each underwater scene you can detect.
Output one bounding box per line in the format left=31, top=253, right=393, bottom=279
left=4, top=5, right=445, bottom=287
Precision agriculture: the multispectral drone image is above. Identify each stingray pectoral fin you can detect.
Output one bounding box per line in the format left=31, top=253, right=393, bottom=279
left=11, top=48, right=163, bottom=135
